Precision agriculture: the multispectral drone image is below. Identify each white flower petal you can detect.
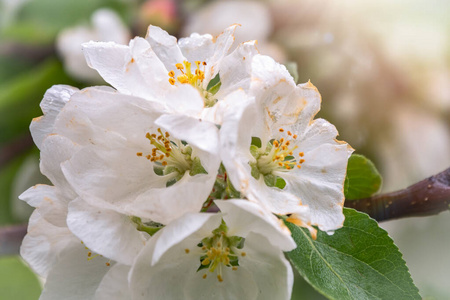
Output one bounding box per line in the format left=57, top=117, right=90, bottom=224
left=61, top=143, right=166, bottom=212
left=129, top=173, right=217, bottom=224
left=130, top=213, right=221, bottom=299
left=82, top=39, right=170, bottom=100
left=94, top=264, right=131, bottom=300
left=239, top=232, right=294, bottom=300
left=282, top=143, right=351, bottom=231
left=146, top=25, right=185, bottom=71
left=54, top=87, right=164, bottom=147
left=39, top=134, right=79, bottom=200
left=30, top=85, right=78, bottom=149
left=178, top=33, right=214, bottom=64
left=162, top=84, right=205, bottom=117
left=184, top=265, right=258, bottom=300
left=40, top=244, right=112, bottom=300
left=20, top=210, right=77, bottom=278
left=216, top=199, right=296, bottom=251
left=203, top=25, right=239, bottom=83
left=155, top=113, right=219, bottom=154
left=19, top=184, right=67, bottom=227
left=67, top=198, right=146, bottom=265
left=215, top=41, right=259, bottom=99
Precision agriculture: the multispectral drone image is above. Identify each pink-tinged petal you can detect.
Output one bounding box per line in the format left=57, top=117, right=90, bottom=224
left=145, top=25, right=185, bottom=71
left=216, top=200, right=296, bottom=251
left=30, top=85, right=78, bottom=149
left=67, top=198, right=146, bottom=265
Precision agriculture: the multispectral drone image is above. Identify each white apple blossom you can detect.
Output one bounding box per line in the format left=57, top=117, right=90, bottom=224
left=19, top=175, right=136, bottom=299
left=130, top=199, right=295, bottom=300
left=21, top=201, right=133, bottom=300
left=82, top=24, right=258, bottom=116
left=221, top=55, right=353, bottom=233
left=50, top=86, right=220, bottom=224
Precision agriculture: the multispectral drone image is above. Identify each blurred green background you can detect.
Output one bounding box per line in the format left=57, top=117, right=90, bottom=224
left=1, top=0, right=449, bottom=299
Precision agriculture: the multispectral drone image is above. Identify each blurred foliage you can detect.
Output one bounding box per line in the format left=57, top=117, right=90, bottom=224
left=1, top=0, right=133, bottom=45
left=0, top=256, right=42, bottom=299
left=0, top=59, right=75, bottom=146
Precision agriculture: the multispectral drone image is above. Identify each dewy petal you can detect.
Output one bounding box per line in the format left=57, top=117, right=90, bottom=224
left=30, top=85, right=78, bottom=149
left=216, top=200, right=295, bottom=251
left=238, top=232, right=294, bottom=300
left=20, top=210, right=78, bottom=278
left=40, top=243, right=112, bottom=300
left=67, top=198, right=146, bottom=266
left=145, top=25, right=185, bottom=71
left=82, top=38, right=170, bottom=100
left=93, top=264, right=131, bottom=300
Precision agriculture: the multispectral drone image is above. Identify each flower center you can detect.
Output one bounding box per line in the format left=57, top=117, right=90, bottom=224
left=249, top=128, right=305, bottom=188
left=168, top=60, right=220, bottom=107
left=136, top=128, right=207, bottom=184
left=187, top=220, right=244, bottom=282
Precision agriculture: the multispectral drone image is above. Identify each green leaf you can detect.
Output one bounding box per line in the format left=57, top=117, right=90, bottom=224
left=0, top=256, right=42, bottom=299
left=286, top=208, right=421, bottom=300
left=344, top=154, right=382, bottom=200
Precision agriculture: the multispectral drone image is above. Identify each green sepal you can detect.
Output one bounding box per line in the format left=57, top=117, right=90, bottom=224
left=189, top=156, right=208, bottom=176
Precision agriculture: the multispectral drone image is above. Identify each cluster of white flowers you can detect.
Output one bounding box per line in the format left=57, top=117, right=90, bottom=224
left=21, top=25, right=352, bottom=299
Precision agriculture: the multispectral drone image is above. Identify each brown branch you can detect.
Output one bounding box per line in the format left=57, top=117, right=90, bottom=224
left=0, top=224, right=27, bottom=256
left=345, top=167, right=450, bottom=222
